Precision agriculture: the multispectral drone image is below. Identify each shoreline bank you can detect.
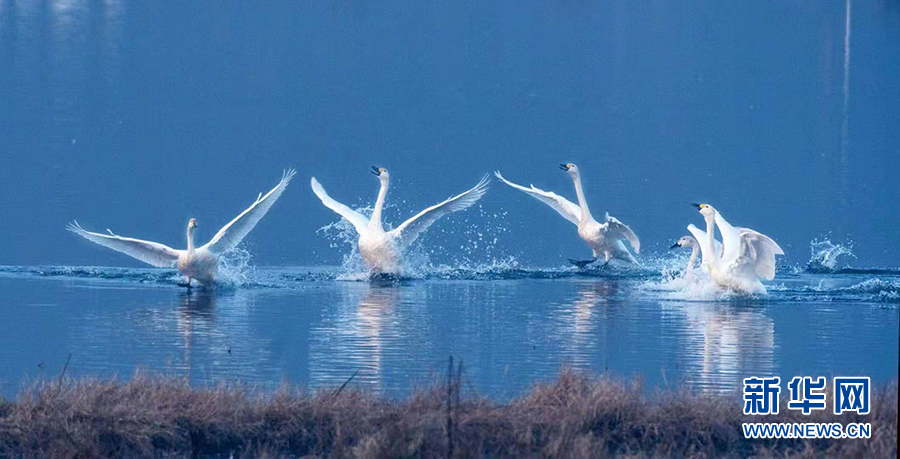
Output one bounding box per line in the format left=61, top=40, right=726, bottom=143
left=0, top=370, right=895, bottom=457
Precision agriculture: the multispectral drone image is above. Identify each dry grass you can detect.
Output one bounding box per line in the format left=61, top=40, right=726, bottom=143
left=0, top=368, right=895, bottom=458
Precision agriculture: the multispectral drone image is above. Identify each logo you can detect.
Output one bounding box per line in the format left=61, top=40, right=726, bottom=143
left=742, top=376, right=872, bottom=417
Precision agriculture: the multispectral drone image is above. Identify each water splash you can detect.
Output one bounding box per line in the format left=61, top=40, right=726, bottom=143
left=638, top=264, right=740, bottom=302
left=0, top=265, right=179, bottom=285
left=315, top=203, right=520, bottom=280
left=769, top=277, right=899, bottom=305
left=806, top=238, right=855, bottom=273
left=215, top=247, right=257, bottom=288
left=637, top=247, right=785, bottom=301
left=0, top=247, right=272, bottom=290
left=428, top=205, right=512, bottom=264
left=1, top=262, right=896, bottom=304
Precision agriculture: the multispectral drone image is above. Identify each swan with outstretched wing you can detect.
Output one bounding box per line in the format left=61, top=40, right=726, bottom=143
left=311, top=167, right=489, bottom=276
left=689, top=203, right=784, bottom=294
left=494, top=164, right=639, bottom=268
left=68, top=169, right=296, bottom=287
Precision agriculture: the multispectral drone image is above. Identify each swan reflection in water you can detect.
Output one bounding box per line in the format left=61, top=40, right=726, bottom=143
left=176, top=291, right=217, bottom=381
left=556, top=279, right=624, bottom=371
left=169, top=280, right=774, bottom=395
left=170, top=289, right=277, bottom=388
left=308, top=285, right=401, bottom=392
left=555, top=280, right=775, bottom=394
left=661, top=301, right=776, bottom=394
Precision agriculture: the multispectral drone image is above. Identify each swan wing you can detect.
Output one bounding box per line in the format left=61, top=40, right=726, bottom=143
left=310, top=176, right=370, bottom=235
left=493, top=171, right=580, bottom=225
left=713, top=211, right=743, bottom=264
left=67, top=221, right=181, bottom=268
left=732, top=229, right=785, bottom=280
left=602, top=212, right=640, bottom=254
left=388, top=175, right=489, bottom=247
left=203, top=169, right=296, bottom=254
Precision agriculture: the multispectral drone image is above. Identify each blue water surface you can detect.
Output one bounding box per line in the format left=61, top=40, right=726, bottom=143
left=0, top=262, right=896, bottom=400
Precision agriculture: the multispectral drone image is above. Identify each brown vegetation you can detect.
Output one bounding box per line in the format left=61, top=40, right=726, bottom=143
left=0, top=368, right=895, bottom=458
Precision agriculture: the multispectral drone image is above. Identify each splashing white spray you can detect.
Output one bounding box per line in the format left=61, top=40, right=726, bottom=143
left=806, top=237, right=855, bottom=272
left=215, top=247, right=256, bottom=287
left=315, top=203, right=517, bottom=279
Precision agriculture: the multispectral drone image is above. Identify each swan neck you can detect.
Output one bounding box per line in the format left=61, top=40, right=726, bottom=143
left=572, top=173, right=591, bottom=220
left=704, top=214, right=716, bottom=266
left=186, top=227, right=195, bottom=253
left=687, top=244, right=699, bottom=272
left=370, top=178, right=388, bottom=231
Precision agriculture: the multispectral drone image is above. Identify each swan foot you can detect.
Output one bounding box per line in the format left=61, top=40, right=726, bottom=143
left=568, top=258, right=597, bottom=268
left=176, top=277, right=193, bottom=290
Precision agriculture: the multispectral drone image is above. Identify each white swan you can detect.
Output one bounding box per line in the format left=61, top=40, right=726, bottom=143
left=671, top=236, right=702, bottom=276
left=687, top=203, right=785, bottom=294
left=311, top=167, right=489, bottom=275
left=67, top=169, right=296, bottom=287
left=494, top=164, right=639, bottom=267
left=671, top=232, right=724, bottom=277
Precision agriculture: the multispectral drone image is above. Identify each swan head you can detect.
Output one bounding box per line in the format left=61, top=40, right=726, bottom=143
left=558, top=163, right=579, bottom=176
left=188, top=218, right=198, bottom=230
left=692, top=203, right=716, bottom=219
left=371, top=166, right=389, bottom=181
left=670, top=235, right=695, bottom=249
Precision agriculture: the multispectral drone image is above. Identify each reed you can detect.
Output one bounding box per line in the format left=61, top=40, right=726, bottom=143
left=0, top=369, right=894, bottom=458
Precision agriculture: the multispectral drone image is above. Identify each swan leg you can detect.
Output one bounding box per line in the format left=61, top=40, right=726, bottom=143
left=568, top=257, right=597, bottom=268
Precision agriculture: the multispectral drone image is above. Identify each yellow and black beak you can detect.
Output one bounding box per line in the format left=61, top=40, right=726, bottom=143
left=371, top=165, right=381, bottom=176
left=559, top=163, right=570, bottom=171
left=692, top=203, right=702, bottom=209
left=669, top=242, right=680, bottom=249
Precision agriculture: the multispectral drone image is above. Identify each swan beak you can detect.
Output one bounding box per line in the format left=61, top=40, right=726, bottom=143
left=670, top=242, right=680, bottom=249
left=558, top=163, right=570, bottom=171
left=691, top=203, right=702, bottom=209
left=371, top=166, right=381, bottom=176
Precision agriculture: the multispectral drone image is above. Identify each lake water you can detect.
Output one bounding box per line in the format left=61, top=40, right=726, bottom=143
left=0, top=261, right=896, bottom=400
